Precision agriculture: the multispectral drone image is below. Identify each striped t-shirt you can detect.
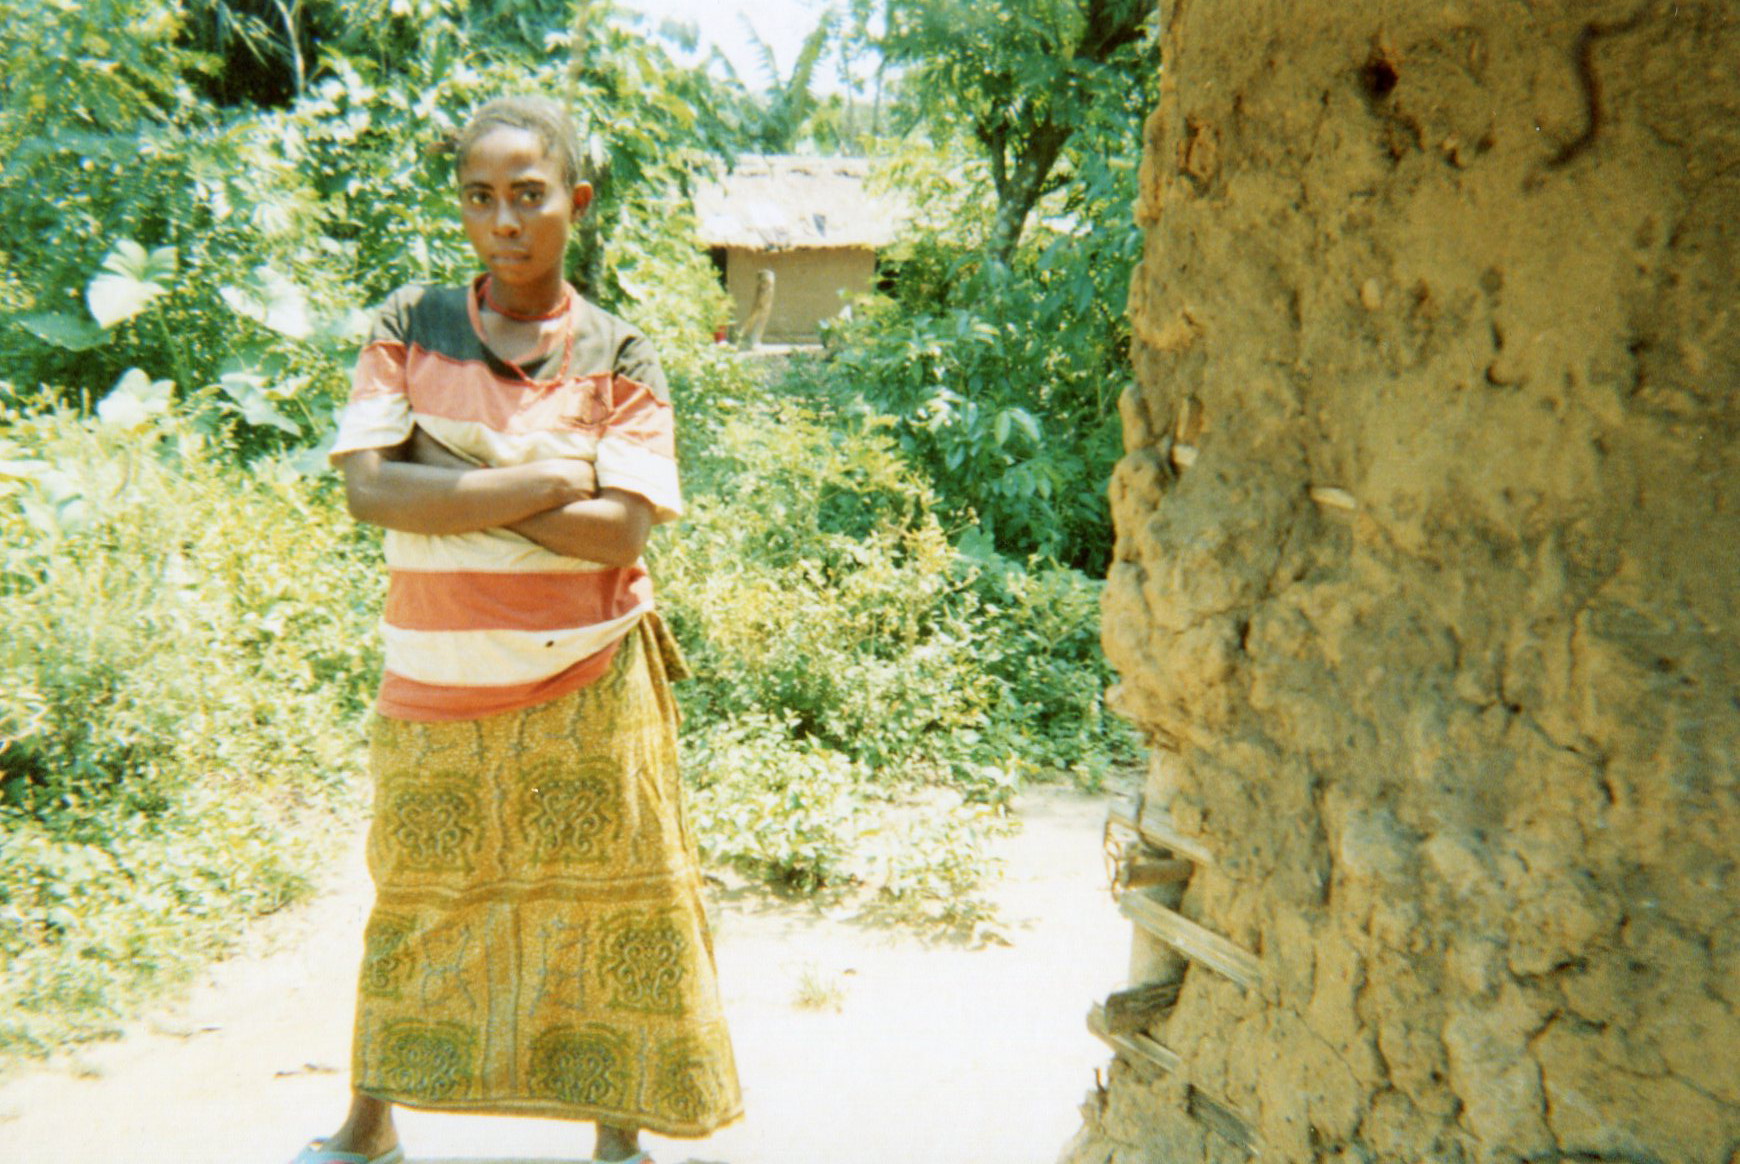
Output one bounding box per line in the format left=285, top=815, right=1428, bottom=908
left=330, top=278, right=681, bottom=722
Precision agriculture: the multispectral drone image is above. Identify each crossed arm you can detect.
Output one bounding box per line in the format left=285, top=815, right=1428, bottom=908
left=337, top=428, right=652, bottom=567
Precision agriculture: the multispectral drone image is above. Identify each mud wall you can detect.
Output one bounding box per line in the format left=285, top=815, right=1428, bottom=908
left=722, top=246, right=876, bottom=341
left=1069, top=2, right=1738, bottom=1161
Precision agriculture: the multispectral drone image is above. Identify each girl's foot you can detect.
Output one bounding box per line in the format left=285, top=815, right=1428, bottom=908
left=306, top=1093, right=400, bottom=1161
left=594, top=1121, right=644, bottom=1162
left=293, top=1145, right=403, bottom=1164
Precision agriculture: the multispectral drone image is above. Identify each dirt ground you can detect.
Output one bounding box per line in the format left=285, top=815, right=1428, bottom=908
left=0, top=786, right=1126, bottom=1164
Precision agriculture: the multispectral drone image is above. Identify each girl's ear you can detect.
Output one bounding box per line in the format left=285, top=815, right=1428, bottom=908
left=571, top=181, right=595, bottom=217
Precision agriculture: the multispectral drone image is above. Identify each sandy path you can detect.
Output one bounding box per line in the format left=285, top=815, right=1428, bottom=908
left=0, top=787, right=1128, bottom=1164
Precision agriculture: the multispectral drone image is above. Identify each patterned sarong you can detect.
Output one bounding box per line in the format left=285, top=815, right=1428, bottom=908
left=351, top=620, right=742, bottom=1136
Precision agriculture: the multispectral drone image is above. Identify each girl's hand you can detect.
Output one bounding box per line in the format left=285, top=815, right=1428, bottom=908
left=538, top=457, right=599, bottom=505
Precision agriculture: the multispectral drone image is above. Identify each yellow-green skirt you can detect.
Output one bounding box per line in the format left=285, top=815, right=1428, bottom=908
left=351, top=620, right=742, bottom=1137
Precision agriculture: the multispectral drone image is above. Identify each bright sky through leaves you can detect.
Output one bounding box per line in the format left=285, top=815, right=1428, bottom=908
left=622, top=0, right=868, bottom=95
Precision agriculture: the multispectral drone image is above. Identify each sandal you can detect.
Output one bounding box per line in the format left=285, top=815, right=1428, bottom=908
left=291, top=1142, right=406, bottom=1164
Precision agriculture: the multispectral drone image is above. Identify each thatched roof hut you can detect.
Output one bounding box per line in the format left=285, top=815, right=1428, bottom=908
left=694, top=155, right=908, bottom=342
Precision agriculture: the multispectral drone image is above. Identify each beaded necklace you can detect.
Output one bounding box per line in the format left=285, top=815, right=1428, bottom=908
left=477, top=276, right=573, bottom=384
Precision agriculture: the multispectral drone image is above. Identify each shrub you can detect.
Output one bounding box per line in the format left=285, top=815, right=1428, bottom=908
left=0, top=402, right=375, bottom=1054
left=657, top=355, right=1137, bottom=786
left=655, top=393, right=998, bottom=783
left=650, top=350, right=1135, bottom=926
left=682, top=714, right=873, bottom=892
left=856, top=787, right=1011, bottom=932
left=958, top=535, right=1137, bottom=787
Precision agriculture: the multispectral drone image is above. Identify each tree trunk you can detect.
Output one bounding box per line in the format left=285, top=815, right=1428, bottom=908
left=269, top=0, right=305, bottom=99
left=985, top=121, right=1070, bottom=265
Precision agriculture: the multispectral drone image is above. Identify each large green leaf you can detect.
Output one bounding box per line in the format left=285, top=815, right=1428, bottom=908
left=219, top=266, right=312, bottom=340
left=219, top=372, right=301, bottom=436
left=86, top=240, right=177, bottom=328
left=96, top=368, right=175, bottom=430
left=287, top=426, right=338, bottom=478
left=15, top=312, right=108, bottom=352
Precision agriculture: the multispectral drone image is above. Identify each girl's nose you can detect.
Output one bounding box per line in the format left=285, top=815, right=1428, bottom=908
left=492, top=202, right=520, bottom=234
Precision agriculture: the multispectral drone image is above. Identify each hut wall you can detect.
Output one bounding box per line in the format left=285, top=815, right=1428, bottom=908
left=724, top=247, right=876, bottom=342
left=1066, top=1, right=1739, bottom=1161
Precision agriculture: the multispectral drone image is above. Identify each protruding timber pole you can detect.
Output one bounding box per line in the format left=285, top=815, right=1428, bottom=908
left=738, top=268, right=776, bottom=351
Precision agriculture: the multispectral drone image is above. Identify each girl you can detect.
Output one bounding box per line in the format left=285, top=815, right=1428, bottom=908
left=297, top=96, right=741, bottom=1164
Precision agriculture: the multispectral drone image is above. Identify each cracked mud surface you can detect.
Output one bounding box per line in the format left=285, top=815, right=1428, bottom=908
left=1068, top=2, right=1739, bottom=1161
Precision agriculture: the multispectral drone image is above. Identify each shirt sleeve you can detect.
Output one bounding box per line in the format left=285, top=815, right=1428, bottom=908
left=329, top=288, right=416, bottom=462
left=594, top=331, right=683, bottom=524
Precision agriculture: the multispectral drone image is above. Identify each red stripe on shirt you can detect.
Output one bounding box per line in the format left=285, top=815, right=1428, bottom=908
left=599, top=374, right=677, bottom=457
left=383, top=568, right=651, bottom=632
left=349, top=342, right=408, bottom=401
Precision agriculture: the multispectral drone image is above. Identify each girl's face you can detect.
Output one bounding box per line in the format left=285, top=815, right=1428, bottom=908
left=457, top=126, right=593, bottom=292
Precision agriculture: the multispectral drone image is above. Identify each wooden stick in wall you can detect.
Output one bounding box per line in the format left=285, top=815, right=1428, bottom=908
left=1102, top=979, right=1183, bottom=1034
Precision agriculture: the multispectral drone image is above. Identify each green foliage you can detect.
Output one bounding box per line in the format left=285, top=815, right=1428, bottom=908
left=880, top=0, right=1155, bottom=261
left=0, top=109, right=365, bottom=444
left=0, top=405, right=377, bottom=1054
left=960, top=537, right=1134, bottom=783
left=85, top=240, right=179, bottom=330
left=606, top=201, right=737, bottom=352
left=682, top=715, right=873, bottom=892
left=0, top=0, right=204, bottom=143
left=658, top=393, right=999, bottom=777
left=800, top=260, right=1127, bottom=571
left=558, top=2, right=750, bottom=297
left=731, top=10, right=838, bottom=153
left=1, top=787, right=313, bottom=1052
left=856, top=789, right=1009, bottom=931
left=177, top=0, right=585, bottom=107
left=0, top=0, right=746, bottom=430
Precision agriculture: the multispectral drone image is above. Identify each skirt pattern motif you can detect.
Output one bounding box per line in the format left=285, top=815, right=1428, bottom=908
left=352, top=622, right=742, bottom=1136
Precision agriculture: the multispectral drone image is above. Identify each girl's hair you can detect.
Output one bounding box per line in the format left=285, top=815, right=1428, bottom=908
left=452, top=96, right=586, bottom=189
